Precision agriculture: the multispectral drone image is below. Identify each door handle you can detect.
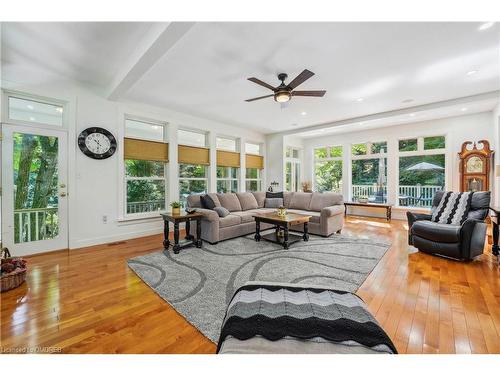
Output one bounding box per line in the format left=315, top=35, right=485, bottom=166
left=60, top=192, right=67, bottom=197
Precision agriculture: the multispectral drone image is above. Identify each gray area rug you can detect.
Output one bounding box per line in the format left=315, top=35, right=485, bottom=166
left=127, top=233, right=390, bottom=343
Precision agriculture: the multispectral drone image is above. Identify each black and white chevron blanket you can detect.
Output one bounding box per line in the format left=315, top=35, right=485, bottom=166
left=431, top=191, right=473, bottom=225
left=217, top=284, right=397, bottom=354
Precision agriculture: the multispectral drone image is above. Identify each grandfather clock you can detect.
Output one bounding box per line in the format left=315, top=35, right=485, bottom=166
left=458, top=140, right=493, bottom=192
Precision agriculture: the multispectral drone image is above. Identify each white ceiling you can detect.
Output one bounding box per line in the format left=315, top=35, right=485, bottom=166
left=2, top=22, right=499, bottom=134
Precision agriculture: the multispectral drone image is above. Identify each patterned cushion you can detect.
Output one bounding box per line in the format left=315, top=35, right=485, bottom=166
left=431, top=191, right=473, bottom=225
left=236, top=193, right=259, bottom=211
left=217, top=193, right=243, bottom=212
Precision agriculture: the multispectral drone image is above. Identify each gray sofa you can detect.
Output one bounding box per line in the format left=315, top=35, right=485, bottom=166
left=187, top=191, right=344, bottom=244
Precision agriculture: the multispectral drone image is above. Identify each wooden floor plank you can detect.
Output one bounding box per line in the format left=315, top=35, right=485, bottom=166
left=1, top=216, right=499, bottom=354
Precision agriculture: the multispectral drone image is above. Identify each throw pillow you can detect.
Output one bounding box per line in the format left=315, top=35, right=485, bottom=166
left=200, top=194, right=216, bottom=210
left=213, top=206, right=230, bottom=217
left=431, top=191, right=474, bottom=225
left=265, top=197, right=284, bottom=208
left=266, top=191, right=284, bottom=199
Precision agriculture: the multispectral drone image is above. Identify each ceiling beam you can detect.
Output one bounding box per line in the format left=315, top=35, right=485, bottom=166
left=277, top=90, right=500, bottom=136
left=107, top=22, right=195, bottom=100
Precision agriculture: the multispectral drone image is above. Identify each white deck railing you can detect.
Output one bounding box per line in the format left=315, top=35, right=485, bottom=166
left=352, top=184, right=442, bottom=207
left=14, top=207, right=58, bottom=243
left=127, top=200, right=165, bottom=214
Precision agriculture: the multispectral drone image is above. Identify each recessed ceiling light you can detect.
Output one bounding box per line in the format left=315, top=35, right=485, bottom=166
left=56, top=107, right=63, bottom=113
left=27, top=104, right=34, bottom=110
left=478, top=22, right=494, bottom=31
left=29, top=116, right=35, bottom=121
left=466, top=70, right=478, bottom=76
left=461, top=107, right=468, bottom=111
left=301, top=111, right=307, bottom=116
left=356, top=98, right=364, bottom=102
left=409, top=113, right=416, bottom=117
left=402, top=99, right=414, bottom=103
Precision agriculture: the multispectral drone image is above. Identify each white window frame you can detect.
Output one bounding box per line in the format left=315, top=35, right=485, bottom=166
left=245, top=168, right=263, bottom=192
left=350, top=141, right=388, bottom=202
left=2, top=90, right=67, bottom=129
left=285, top=146, right=301, bottom=192
left=313, top=145, right=343, bottom=193
left=121, top=115, right=169, bottom=219
left=396, top=135, right=447, bottom=208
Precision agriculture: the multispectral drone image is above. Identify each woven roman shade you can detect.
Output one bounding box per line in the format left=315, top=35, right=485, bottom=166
left=217, top=150, right=240, bottom=168
left=124, top=138, right=169, bottom=162
left=178, top=145, right=210, bottom=165
left=245, top=154, right=264, bottom=169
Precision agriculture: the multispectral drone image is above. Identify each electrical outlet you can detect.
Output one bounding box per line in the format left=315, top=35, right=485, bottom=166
left=102, top=215, right=108, bottom=224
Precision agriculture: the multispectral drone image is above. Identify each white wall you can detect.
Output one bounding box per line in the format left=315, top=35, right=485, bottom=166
left=1, top=75, right=265, bottom=251
left=295, top=112, right=495, bottom=219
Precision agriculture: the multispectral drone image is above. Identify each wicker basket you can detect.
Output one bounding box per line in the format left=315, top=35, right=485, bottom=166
left=1, top=266, right=27, bottom=292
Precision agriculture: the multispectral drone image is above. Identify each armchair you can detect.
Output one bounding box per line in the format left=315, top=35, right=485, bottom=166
left=407, top=191, right=490, bottom=261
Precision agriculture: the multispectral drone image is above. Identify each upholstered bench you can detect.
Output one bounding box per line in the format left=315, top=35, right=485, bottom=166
left=217, top=282, right=397, bottom=354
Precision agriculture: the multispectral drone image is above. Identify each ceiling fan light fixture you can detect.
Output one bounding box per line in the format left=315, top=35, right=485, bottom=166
left=274, top=91, right=291, bottom=103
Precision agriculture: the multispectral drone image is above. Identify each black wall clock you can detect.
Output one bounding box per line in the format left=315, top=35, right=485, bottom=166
left=78, top=127, right=117, bottom=160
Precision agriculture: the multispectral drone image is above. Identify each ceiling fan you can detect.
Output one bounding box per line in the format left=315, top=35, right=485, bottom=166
left=245, top=69, right=326, bottom=103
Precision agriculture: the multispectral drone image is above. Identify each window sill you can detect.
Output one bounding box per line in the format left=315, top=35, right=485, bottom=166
left=117, top=213, right=164, bottom=225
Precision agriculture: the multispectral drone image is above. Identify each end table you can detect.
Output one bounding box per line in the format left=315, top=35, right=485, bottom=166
left=161, top=212, right=203, bottom=254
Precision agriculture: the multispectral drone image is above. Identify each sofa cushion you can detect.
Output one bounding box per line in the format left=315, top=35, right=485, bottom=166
left=283, top=192, right=293, bottom=208
left=230, top=211, right=256, bottom=224
left=252, top=192, right=266, bottom=208
left=411, top=220, right=461, bottom=243
left=217, top=193, right=243, bottom=212
left=266, top=191, right=284, bottom=199
left=219, top=214, right=242, bottom=228
left=309, top=192, right=343, bottom=212
left=200, top=194, right=216, bottom=209
left=214, top=206, right=230, bottom=217
left=289, top=192, right=313, bottom=210
left=265, top=198, right=283, bottom=208
left=287, top=209, right=320, bottom=223
left=189, top=193, right=220, bottom=208
left=237, top=193, right=259, bottom=211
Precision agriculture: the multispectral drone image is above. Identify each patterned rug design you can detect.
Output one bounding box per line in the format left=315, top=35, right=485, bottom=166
left=128, top=233, right=390, bottom=343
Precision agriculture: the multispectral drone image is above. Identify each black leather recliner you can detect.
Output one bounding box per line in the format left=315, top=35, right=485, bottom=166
left=407, top=191, right=490, bottom=261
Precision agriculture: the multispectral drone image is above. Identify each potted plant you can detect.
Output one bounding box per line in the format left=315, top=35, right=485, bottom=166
left=170, top=201, right=182, bottom=215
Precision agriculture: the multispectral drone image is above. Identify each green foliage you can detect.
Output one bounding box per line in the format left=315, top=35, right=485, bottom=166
left=351, top=143, right=367, bottom=156
left=170, top=201, right=182, bottom=208
left=371, top=142, right=387, bottom=154
left=330, top=146, right=342, bottom=157
left=315, top=161, right=342, bottom=192
left=424, top=136, right=446, bottom=150
left=352, top=158, right=386, bottom=185
left=399, top=155, right=445, bottom=186
left=399, top=138, right=418, bottom=151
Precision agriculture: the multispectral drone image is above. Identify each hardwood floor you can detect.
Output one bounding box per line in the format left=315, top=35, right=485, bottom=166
left=1, top=217, right=499, bottom=354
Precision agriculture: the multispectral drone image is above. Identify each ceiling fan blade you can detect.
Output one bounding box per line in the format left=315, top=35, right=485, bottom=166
left=287, top=69, right=315, bottom=89
left=247, top=77, right=276, bottom=91
left=292, top=90, right=326, bottom=97
left=245, top=94, right=274, bottom=102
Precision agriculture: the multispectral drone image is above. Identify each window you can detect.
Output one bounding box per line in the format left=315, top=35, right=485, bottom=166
left=124, top=118, right=168, bottom=215
left=217, top=167, right=238, bottom=193
left=125, top=118, right=164, bottom=141
left=398, top=136, right=445, bottom=208
left=8, top=96, right=64, bottom=126
left=351, top=141, right=387, bottom=203
left=178, top=129, right=207, bottom=147
left=314, top=146, right=343, bottom=193
left=285, top=146, right=301, bottom=192
left=217, top=137, right=237, bottom=152
left=245, top=142, right=261, bottom=155
left=245, top=168, right=262, bottom=192
left=179, top=164, right=208, bottom=206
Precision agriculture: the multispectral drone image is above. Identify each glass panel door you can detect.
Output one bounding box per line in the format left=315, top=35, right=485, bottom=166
left=1, top=124, right=68, bottom=255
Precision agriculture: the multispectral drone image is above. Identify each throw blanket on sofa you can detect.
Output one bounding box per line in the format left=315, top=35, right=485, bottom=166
left=431, top=191, right=473, bottom=225
left=217, top=284, right=397, bottom=354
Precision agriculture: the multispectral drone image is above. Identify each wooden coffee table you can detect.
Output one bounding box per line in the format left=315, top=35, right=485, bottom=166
left=252, top=212, right=311, bottom=249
